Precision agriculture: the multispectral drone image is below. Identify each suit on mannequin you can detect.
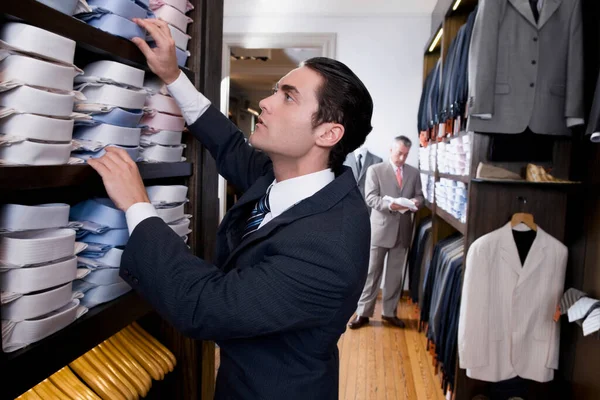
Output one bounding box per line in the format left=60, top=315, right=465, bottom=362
left=344, top=146, right=382, bottom=198
left=349, top=137, right=424, bottom=329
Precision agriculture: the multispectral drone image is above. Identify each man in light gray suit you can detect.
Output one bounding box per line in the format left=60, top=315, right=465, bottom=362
left=349, top=136, right=423, bottom=329
left=467, top=0, right=584, bottom=136
left=344, top=145, right=382, bottom=198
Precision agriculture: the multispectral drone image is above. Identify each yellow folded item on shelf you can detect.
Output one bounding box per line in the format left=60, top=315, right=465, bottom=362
left=15, top=322, right=177, bottom=400
left=526, top=164, right=578, bottom=183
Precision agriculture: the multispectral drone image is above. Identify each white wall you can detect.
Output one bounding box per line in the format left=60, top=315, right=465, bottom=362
left=223, top=15, right=431, bottom=168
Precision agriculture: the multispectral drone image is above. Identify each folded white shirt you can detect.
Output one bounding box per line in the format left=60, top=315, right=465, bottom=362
left=383, top=196, right=417, bottom=214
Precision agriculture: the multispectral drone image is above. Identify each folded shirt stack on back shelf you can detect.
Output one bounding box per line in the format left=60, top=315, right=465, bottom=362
left=148, top=0, right=194, bottom=67
left=418, top=144, right=435, bottom=172
left=435, top=178, right=468, bottom=223
left=147, top=184, right=192, bottom=242
left=421, top=173, right=434, bottom=204
left=69, top=198, right=133, bottom=310
left=76, top=0, right=155, bottom=40
left=140, top=76, right=187, bottom=162
left=0, top=203, right=89, bottom=353
left=72, top=60, right=148, bottom=161
left=437, top=135, right=471, bottom=176
left=0, top=23, right=86, bottom=166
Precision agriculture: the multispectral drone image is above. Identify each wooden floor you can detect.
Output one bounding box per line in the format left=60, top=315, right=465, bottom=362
left=215, top=296, right=446, bottom=400
left=338, top=296, right=446, bottom=400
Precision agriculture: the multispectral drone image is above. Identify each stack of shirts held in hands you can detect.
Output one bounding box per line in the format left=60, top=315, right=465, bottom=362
left=0, top=203, right=89, bottom=352
left=148, top=0, right=194, bottom=67
left=140, top=76, right=186, bottom=162
left=147, top=184, right=192, bottom=242
left=76, top=0, right=155, bottom=40
left=69, top=198, right=133, bottom=309
left=0, top=23, right=86, bottom=166
left=73, top=60, right=147, bottom=161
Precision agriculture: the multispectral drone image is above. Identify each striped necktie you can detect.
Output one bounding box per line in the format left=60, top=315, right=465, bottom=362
left=242, top=188, right=271, bottom=239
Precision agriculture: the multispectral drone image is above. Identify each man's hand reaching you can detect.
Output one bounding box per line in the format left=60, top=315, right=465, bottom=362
left=87, top=148, right=150, bottom=212
left=131, top=18, right=180, bottom=84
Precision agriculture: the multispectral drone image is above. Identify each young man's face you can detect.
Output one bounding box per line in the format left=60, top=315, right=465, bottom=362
left=250, top=66, right=325, bottom=160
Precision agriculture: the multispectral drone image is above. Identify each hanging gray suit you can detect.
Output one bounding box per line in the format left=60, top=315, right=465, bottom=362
left=466, top=0, right=584, bottom=135
left=344, top=151, right=382, bottom=198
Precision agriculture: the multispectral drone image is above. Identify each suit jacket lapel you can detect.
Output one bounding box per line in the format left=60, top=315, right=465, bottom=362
left=517, top=228, right=547, bottom=286
left=508, top=0, right=539, bottom=28
left=346, top=153, right=359, bottom=180
left=222, top=167, right=357, bottom=272
left=499, top=223, right=547, bottom=285
left=358, top=152, right=373, bottom=181
left=223, top=174, right=273, bottom=252
left=538, top=0, right=562, bottom=29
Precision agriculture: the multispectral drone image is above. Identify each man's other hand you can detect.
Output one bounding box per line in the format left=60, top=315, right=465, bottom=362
left=87, top=147, right=150, bottom=212
left=390, top=203, right=409, bottom=212
left=131, top=18, right=180, bottom=84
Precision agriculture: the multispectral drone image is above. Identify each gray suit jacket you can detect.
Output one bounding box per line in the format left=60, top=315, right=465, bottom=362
left=467, top=0, right=584, bottom=135
left=365, top=162, right=424, bottom=249
left=344, top=151, right=382, bottom=197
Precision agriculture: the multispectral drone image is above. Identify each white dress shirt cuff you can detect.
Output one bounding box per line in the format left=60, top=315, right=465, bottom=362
left=126, top=202, right=158, bottom=235
left=166, top=71, right=212, bottom=125
left=566, top=117, right=585, bottom=128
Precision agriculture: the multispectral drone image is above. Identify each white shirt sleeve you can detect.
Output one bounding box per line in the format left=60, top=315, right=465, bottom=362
left=126, top=202, right=159, bottom=235
left=166, top=71, right=212, bottom=125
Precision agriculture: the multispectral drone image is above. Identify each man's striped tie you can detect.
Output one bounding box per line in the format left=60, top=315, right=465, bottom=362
left=242, top=188, right=271, bottom=239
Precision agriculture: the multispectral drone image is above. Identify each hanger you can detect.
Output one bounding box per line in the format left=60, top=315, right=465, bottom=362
left=510, top=196, right=537, bottom=231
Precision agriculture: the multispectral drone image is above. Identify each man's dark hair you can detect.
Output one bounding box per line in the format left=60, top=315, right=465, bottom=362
left=394, top=135, right=412, bottom=148
left=301, top=57, right=373, bottom=174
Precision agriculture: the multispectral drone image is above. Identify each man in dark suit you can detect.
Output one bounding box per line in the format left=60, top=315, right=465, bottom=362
left=88, top=18, right=373, bottom=400
left=344, top=146, right=382, bottom=198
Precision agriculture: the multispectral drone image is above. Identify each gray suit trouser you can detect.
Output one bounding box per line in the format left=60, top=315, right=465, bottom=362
left=355, top=242, right=407, bottom=318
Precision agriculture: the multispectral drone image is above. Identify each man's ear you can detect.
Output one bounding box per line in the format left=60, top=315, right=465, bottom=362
left=316, top=123, right=345, bottom=149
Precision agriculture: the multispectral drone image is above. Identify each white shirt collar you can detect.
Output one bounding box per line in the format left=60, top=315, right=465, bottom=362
left=354, top=147, right=368, bottom=160
left=389, top=159, right=403, bottom=173
left=268, top=169, right=335, bottom=219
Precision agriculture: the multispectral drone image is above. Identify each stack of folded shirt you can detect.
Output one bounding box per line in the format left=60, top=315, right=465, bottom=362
left=437, top=135, right=471, bottom=176
left=147, top=184, right=192, bottom=242
left=140, top=76, right=186, bottom=162
left=0, top=203, right=89, bottom=352
left=149, top=0, right=193, bottom=67
left=76, top=0, right=154, bottom=40
left=435, top=178, right=468, bottom=223
left=419, top=144, right=434, bottom=172
left=35, top=0, right=81, bottom=15
left=0, top=23, right=85, bottom=166
left=420, top=173, right=434, bottom=204
left=73, top=60, right=147, bottom=161
left=69, top=198, right=133, bottom=309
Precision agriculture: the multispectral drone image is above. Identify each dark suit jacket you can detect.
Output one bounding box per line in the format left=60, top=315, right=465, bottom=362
left=120, top=106, right=371, bottom=400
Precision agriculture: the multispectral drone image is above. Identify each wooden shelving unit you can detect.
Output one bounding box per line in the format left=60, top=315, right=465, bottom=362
left=0, top=1, right=223, bottom=398
left=415, top=1, right=596, bottom=399
left=438, top=172, right=469, bottom=183
left=435, top=206, right=466, bottom=235
left=0, top=293, right=152, bottom=400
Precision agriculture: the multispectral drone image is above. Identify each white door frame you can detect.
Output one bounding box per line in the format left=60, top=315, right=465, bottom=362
left=217, top=32, right=337, bottom=221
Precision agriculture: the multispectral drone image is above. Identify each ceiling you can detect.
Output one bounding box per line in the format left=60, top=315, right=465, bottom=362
left=230, top=48, right=319, bottom=107
left=224, top=0, right=437, bottom=17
